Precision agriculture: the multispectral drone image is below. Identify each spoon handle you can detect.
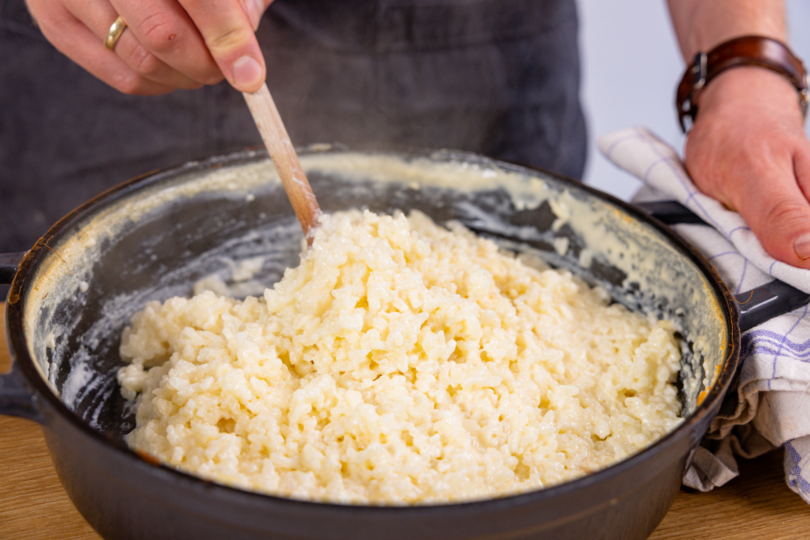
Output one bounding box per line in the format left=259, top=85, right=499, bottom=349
left=243, top=83, right=321, bottom=243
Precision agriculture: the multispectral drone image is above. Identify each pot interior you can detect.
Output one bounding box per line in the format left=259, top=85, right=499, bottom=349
left=17, top=148, right=732, bottom=453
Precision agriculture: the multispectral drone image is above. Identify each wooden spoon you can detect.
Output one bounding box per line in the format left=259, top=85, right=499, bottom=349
left=243, top=83, right=321, bottom=244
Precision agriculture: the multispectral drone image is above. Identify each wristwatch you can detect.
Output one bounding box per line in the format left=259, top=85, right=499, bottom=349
left=676, top=35, right=808, bottom=132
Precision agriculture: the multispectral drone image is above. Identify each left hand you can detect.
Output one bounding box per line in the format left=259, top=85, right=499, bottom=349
left=26, top=0, right=275, bottom=95
left=684, top=66, right=810, bottom=269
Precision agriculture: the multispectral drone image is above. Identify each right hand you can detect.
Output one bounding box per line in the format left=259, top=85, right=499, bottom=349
left=26, top=0, right=274, bottom=95
left=684, top=67, right=810, bottom=269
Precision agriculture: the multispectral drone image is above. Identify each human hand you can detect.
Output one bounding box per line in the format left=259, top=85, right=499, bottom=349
left=26, top=0, right=274, bottom=95
left=683, top=66, right=810, bottom=269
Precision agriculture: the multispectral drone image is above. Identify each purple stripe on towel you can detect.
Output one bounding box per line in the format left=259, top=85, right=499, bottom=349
left=642, top=157, right=673, bottom=184
left=728, top=226, right=751, bottom=237
left=708, top=251, right=741, bottom=261
left=785, top=441, right=810, bottom=496
left=735, top=260, right=749, bottom=294
left=769, top=305, right=809, bottom=389
left=742, top=328, right=810, bottom=355
left=603, top=132, right=644, bottom=159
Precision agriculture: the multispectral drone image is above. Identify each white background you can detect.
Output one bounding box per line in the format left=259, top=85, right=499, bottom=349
left=578, top=0, right=810, bottom=200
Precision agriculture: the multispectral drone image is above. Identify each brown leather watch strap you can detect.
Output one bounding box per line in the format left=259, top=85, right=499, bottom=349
left=676, top=35, right=808, bottom=132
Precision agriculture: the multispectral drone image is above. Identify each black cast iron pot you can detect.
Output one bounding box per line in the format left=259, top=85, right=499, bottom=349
left=1, top=148, right=805, bottom=540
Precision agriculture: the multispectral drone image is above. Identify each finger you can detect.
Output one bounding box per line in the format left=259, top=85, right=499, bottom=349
left=239, top=0, right=274, bottom=31
left=239, top=0, right=263, bottom=31
left=735, top=149, right=810, bottom=269
left=178, top=0, right=266, bottom=92
left=110, top=0, right=224, bottom=85
left=33, top=3, right=174, bottom=95
left=66, top=0, right=204, bottom=90
left=788, top=144, right=810, bottom=265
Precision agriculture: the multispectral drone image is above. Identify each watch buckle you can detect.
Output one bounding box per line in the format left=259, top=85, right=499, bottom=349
left=679, top=52, right=707, bottom=132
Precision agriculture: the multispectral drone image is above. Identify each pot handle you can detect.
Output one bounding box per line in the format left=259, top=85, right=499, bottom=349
left=1, top=251, right=43, bottom=422
left=1, top=252, right=26, bottom=284
left=0, top=369, right=43, bottom=423
left=733, top=280, right=810, bottom=333
left=636, top=201, right=810, bottom=332
left=632, top=200, right=708, bottom=225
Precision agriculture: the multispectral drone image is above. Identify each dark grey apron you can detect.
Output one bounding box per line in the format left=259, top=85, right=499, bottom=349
left=0, top=0, right=585, bottom=254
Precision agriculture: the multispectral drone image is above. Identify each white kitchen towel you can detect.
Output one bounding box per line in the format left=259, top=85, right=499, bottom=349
left=599, top=126, right=810, bottom=504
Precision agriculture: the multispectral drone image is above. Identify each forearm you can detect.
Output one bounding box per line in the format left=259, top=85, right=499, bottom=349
left=666, top=0, right=787, bottom=61
left=665, top=0, right=798, bottom=126
left=666, top=0, right=801, bottom=132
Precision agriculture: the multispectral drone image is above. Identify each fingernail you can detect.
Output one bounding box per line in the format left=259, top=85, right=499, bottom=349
left=795, top=233, right=810, bottom=260
left=247, top=0, right=263, bottom=31
left=232, top=56, right=262, bottom=89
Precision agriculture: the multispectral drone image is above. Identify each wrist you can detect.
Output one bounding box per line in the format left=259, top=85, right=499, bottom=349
left=676, top=36, right=808, bottom=131
left=696, top=67, right=805, bottom=126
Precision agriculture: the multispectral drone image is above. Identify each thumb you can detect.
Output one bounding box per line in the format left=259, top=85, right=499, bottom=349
left=179, top=0, right=266, bottom=93
left=741, top=146, right=810, bottom=270
left=240, top=0, right=274, bottom=31
left=788, top=144, right=810, bottom=267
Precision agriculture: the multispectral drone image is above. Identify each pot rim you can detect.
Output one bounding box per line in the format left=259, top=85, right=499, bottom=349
left=4, top=146, right=741, bottom=514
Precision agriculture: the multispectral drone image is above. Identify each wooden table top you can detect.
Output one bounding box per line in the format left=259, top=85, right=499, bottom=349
left=1, top=304, right=809, bottom=540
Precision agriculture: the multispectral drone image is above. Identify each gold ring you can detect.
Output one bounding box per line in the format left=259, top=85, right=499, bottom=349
left=104, top=16, right=127, bottom=51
